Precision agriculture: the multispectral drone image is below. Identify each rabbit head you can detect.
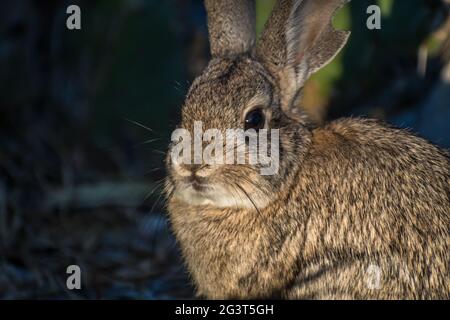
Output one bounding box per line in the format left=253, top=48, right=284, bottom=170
left=166, top=0, right=351, bottom=210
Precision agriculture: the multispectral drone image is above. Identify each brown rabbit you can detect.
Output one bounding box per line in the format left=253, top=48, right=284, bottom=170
left=165, top=0, right=450, bottom=299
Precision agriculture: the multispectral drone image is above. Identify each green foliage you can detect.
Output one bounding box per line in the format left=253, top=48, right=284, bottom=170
left=378, top=0, right=394, bottom=17
left=256, top=0, right=276, bottom=36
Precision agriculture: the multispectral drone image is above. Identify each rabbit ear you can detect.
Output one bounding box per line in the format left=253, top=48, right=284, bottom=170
left=256, top=0, right=350, bottom=120
left=205, top=0, right=256, bottom=57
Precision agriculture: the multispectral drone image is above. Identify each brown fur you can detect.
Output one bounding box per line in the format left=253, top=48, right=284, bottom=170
left=165, top=0, right=450, bottom=299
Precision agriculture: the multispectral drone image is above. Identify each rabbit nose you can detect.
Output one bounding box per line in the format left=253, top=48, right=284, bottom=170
left=184, top=164, right=201, bottom=174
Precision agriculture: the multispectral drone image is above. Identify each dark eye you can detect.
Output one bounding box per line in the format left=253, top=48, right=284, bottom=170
left=244, top=109, right=265, bottom=131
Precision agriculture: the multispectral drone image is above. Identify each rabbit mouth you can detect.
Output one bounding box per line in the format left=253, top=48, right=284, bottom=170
left=175, top=181, right=218, bottom=206
left=183, top=175, right=212, bottom=193
left=173, top=179, right=269, bottom=210
left=190, top=180, right=210, bottom=192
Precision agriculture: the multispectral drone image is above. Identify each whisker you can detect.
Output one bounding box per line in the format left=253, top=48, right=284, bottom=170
left=143, top=148, right=167, bottom=156
left=124, top=118, right=166, bottom=140
left=163, top=181, right=175, bottom=203
left=132, top=138, right=161, bottom=148
left=234, top=182, right=262, bottom=216
left=144, top=167, right=163, bottom=175
left=174, top=81, right=186, bottom=93
left=149, top=191, right=164, bottom=214
left=144, top=179, right=164, bottom=201
left=241, top=175, right=265, bottom=190
left=124, top=118, right=155, bottom=133
left=227, top=182, right=245, bottom=211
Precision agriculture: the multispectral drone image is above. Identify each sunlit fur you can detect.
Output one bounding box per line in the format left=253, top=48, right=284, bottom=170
left=164, top=0, right=450, bottom=299
left=166, top=56, right=310, bottom=212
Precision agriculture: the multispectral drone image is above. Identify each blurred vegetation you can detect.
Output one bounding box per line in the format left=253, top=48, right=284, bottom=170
left=0, top=0, right=449, bottom=299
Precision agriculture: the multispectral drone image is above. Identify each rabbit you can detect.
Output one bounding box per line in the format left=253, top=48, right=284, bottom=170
left=164, top=0, right=450, bottom=299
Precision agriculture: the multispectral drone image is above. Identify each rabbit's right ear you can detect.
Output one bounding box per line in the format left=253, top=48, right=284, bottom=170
left=256, top=0, right=350, bottom=121
left=205, top=0, right=256, bottom=58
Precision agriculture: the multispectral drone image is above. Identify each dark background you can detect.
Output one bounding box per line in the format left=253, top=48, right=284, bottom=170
left=0, top=0, right=449, bottom=299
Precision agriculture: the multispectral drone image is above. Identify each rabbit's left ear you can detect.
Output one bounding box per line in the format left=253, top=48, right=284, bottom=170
left=205, top=0, right=256, bottom=58
left=256, top=0, right=350, bottom=120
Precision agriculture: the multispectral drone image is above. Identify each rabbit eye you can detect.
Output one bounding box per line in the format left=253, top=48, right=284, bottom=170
left=244, top=109, right=265, bottom=131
